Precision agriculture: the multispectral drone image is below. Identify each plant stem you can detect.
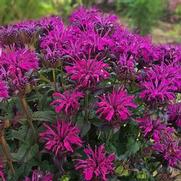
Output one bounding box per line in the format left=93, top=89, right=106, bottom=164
left=0, top=130, right=15, bottom=174
left=52, top=68, right=57, bottom=91
left=85, top=91, right=89, bottom=122
left=60, top=65, right=65, bottom=90
left=19, top=96, right=36, bottom=140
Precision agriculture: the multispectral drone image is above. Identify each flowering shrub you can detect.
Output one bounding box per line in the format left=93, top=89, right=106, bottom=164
left=0, top=7, right=180, bottom=181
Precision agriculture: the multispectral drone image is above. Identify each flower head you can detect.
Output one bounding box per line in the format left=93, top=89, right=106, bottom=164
left=65, top=59, right=109, bottom=88
left=115, top=53, right=135, bottom=80
left=39, top=16, right=63, bottom=34
left=1, top=48, right=39, bottom=71
left=153, top=126, right=181, bottom=167
left=39, top=17, right=65, bottom=66
left=24, top=169, right=53, bottom=181
left=0, top=47, right=38, bottom=94
left=97, top=89, right=136, bottom=123
left=154, top=44, right=181, bottom=65
left=136, top=117, right=164, bottom=137
left=50, top=90, right=84, bottom=115
left=0, top=80, right=8, bottom=100
left=137, top=116, right=181, bottom=167
left=0, top=20, right=38, bottom=46
left=69, top=7, right=98, bottom=31
left=140, top=65, right=177, bottom=106
left=167, top=103, right=181, bottom=128
left=75, top=145, right=115, bottom=181
left=39, top=120, right=82, bottom=156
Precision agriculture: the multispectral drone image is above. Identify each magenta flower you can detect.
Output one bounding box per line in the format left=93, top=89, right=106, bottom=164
left=0, top=159, right=5, bottom=181
left=140, top=65, right=177, bottom=105
left=0, top=47, right=39, bottom=93
left=136, top=117, right=164, bottom=137
left=97, top=89, right=136, bottom=123
left=153, top=126, right=181, bottom=167
left=39, top=16, right=63, bottom=33
left=40, top=17, right=64, bottom=66
left=1, top=48, right=39, bottom=71
left=39, top=120, right=82, bottom=156
left=65, top=59, right=109, bottom=88
left=24, top=170, right=53, bottom=181
left=115, top=53, right=135, bottom=79
left=75, top=145, right=115, bottom=181
left=137, top=116, right=181, bottom=167
left=50, top=90, right=84, bottom=115
left=69, top=7, right=98, bottom=31
left=0, top=80, right=8, bottom=100
left=154, top=44, right=181, bottom=65
left=167, top=103, right=181, bottom=128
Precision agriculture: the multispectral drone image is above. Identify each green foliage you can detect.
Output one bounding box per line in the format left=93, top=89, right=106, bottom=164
left=0, top=0, right=82, bottom=24
left=0, top=0, right=53, bottom=24
left=175, top=4, right=181, bottom=18
left=116, top=0, right=166, bottom=35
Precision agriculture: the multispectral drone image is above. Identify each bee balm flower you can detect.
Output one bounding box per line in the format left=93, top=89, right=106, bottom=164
left=39, top=120, right=82, bottom=156
left=97, top=89, right=136, bottom=123
left=50, top=90, right=84, bottom=115
left=75, top=145, right=115, bottom=181
left=65, top=59, right=109, bottom=89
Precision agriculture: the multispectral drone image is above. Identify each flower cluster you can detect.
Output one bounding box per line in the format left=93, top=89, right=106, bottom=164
left=153, top=126, right=181, bottom=167
left=137, top=116, right=181, bottom=167
left=0, top=6, right=180, bottom=180
left=75, top=145, right=115, bottom=181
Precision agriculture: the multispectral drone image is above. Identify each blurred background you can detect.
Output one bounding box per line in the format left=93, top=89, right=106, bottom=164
left=0, top=0, right=180, bottom=43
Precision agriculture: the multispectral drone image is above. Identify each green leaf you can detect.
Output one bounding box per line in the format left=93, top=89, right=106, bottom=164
left=115, top=165, right=124, bottom=175
left=12, top=144, right=39, bottom=162
left=60, top=175, right=70, bottom=181
left=76, top=114, right=91, bottom=137
left=32, top=111, right=56, bottom=122
left=12, top=124, right=29, bottom=142
left=126, top=137, right=140, bottom=156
